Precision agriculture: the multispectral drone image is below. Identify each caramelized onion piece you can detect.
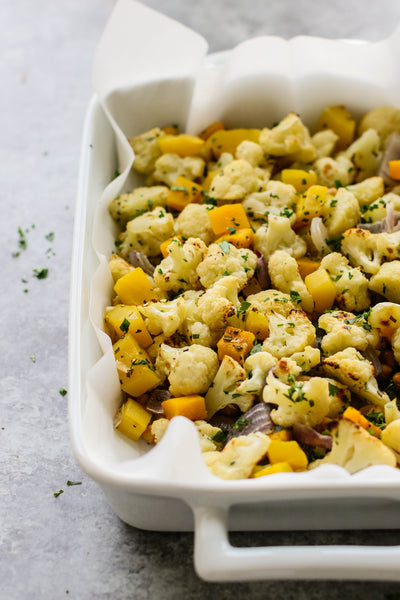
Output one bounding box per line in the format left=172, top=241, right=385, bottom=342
left=129, top=250, right=155, bottom=276
left=227, top=403, right=274, bottom=441
left=292, top=422, right=332, bottom=450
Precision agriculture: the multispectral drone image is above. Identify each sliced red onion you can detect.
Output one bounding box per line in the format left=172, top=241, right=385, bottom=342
left=227, top=402, right=274, bottom=440
left=378, top=132, right=400, bottom=186
left=292, top=422, right=332, bottom=450
left=362, top=346, right=383, bottom=378
left=146, top=389, right=171, bottom=415
left=129, top=250, right=155, bottom=276
left=358, top=204, right=400, bottom=233
left=254, top=250, right=270, bottom=290
left=310, top=217, right=330, bottom=255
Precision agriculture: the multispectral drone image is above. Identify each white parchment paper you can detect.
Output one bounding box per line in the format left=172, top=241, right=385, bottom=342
left=83, top=0, right=400, bottom=485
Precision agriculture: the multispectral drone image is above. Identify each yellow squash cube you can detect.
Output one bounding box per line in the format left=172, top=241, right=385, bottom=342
left=281, top=169, right=317, bottom=193
left=215, top=228, right=254, bottom=249
left=305, top=268, right=337, bottom=313
left=253, top=462, right=293, bottom=477
left=294, top=185, right=327, bottom=230
left=243, top=310, right=269, bottom=340
left=203, top=128, right=260, bottom=160
left=267, top=440, right=308, bottom=471
left=161, top=395, right=208, bottom=421
left=104, top=304, right=152, bottom=347
left=113, top=333, right=161, bottom=397
left=167, top=176, right=202, bottom=211
left=114, top=397, right=152, bottom=441
left=113, top=267, right=159, bottom=305
left=316, top=105, right=356, bottom=151
left=158, top=134, right=205, bottom=157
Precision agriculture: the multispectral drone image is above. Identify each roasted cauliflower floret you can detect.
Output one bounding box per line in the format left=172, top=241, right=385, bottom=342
left=268, top=250, right=314, bottom=313
left=236, top=351, right=277, bottom=396
left=195, top=420, right=226, bottom=452
left=323, top=187, right=360, bottom=237
left=246, top=289, right=296, bottom=318
left=309, top=418, right=396, bottom=474
left=263, top=370, right=331, bottom=428
left=322, top=347, right=390, bottom=406
left=311, top=129, right=338, bottom=159
left=368, top=302, right=400, bottom=339
left=138, top=297, right=186, bottom=338
left=369, top=261, right=400, bottom=303
left=235, top=140, right=265, bottom=167
left=205, top=433, right=270, bottom=480
left=153, top=153, right=205, bottom=186
left=197, top=275, right=241, bottom=330
left=262, top=309, right=316, bottom=359
left=358, top=106, right=400, bottom=144
left=259, top=113, right=316, bottom=162
left=341, top=228, right=400, bottom=274
left=204, top=355, right=255, bottom=418
left=129, top=127, right=165, bottom=174
left=109, top=186, right=169, bottom=225
left=118, top=207, right=174, bottom=258
left=338, top=128, right=381, bottom=182
left=173, top=203, right=214, bottom=245
left=290, top=346, right=321, bottom=373
left=209, top=159, right=260, bottom=201
left=313, top=155, right=354, bottom=188
left=243, top=181, right=297, bottom=226
left=154, top=237, right=207, bottom=293
left=318, top=311, right=371, bottom=355
left=196, top=242, right=257, bottom=289
left=156, top=343, right=219, bottom=397
left=254, top=215, right=307, bottom=261
left=319, top=252, right=370, bottom=311
left=346, top=176, right=385, bottom=208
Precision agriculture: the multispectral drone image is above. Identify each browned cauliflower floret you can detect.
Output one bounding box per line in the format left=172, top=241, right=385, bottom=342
left=310, top=418, right=396, bottom=474
left=129, top=127, right=165, bottom=174
left=262, top=309, right=316, bottom=359
left=259, top=113, right=316, bottom=162
left=197, top=243, right=257, bottom=289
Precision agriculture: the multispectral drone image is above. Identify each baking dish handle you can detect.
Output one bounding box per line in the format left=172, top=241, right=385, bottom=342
left=193, top=505, right=400, bottom=582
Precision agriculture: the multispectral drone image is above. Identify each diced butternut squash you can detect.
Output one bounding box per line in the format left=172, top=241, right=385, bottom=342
left=269, top=428, right=292, bottom=441
left=114, top=397, right=152, bottom=441
left=104, top=304, right=152, bottom=347
left=243, top=310, right=269, bottom=340
left=160, top=235, right=184, bottom=258
left=304, top=268, right=336, bottom=313
left=209, top=203, right=251, bottom=237
left=281, top=169, right=317, bottom=193
left=198, top=121, right=224, bottom=140
left=294, top=185, right=327, bottom=231
left=267, top=440, right=308, bottom=471
left=316, top=105, right=356, bottom=151
left=158, top=134, right=205, bottom=157
left=161, top=395, right=208, bottom=421
left=203, top=128, right=260, bottom=159
left=114, top=267, right=159, bottom=305
left=342, top=406, right=381, bottom=438
left=167, top=176, right=203, bottom=211
left=253, top=462, right=293, bottom=477
left=113, top=333, right=161, bottom=397
left=216, top=227, right=254, bottom=249
left=217, top=326, right=256, bottom=363
left=389, top=160, right=400, bottom=180
left=296, top=257, right=321, bottom=279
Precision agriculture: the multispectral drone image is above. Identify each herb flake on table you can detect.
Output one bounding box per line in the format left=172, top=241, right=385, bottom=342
left=67, top=480, right=82, bottom=487
left=33, top=267, right=48, bottom=279
left=59, top=388, right=67, bottom=397
left=54, top=489, right=64, bottom=498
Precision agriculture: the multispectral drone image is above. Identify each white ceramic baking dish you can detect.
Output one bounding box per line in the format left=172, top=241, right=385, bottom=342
left=69, top=35, right=400, bottom=581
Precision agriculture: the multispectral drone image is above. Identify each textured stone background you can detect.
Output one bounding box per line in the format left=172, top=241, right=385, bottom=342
left=2, top=0, right=400, bottom=597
